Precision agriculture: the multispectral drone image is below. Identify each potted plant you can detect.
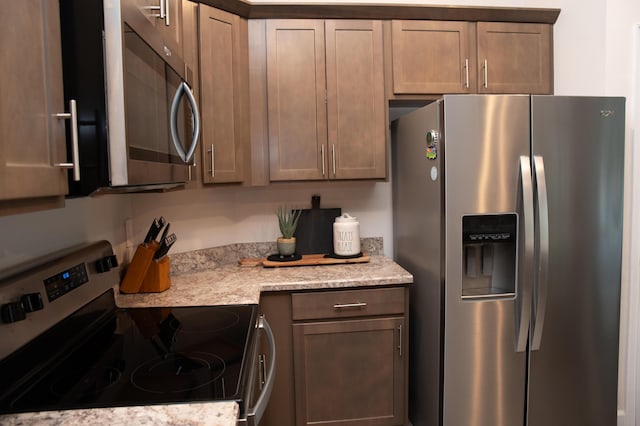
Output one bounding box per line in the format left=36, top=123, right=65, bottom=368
left=276, top=205, right=302, bottom=256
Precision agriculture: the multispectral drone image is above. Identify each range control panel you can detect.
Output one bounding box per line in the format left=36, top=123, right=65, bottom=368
left=0, top=241, right=119, bottom=361
left=44, top=263, right=89, bottom=302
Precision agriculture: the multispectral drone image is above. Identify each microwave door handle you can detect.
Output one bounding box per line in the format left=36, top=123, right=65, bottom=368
left=170, top=82, right=200, bottom=164
left=184, top=81, right=200, bottom=162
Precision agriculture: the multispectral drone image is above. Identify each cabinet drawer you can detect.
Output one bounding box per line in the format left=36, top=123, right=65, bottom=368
left=292, top=287, right=405, bottom=321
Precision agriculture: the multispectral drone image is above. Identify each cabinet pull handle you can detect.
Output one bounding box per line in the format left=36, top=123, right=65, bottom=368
left=464, top=58, right=469, bottom=89
left=54, top=99, right=80, bottom=181
left=332, top=144, right=336, bottom=177
left=164, top=0, right=170, bottom=26
left=321, top=144, right=326, bottom=176
left=333, top=302, right=367, bottom=309
left=398, top=324, right=403, bottom=357
left=148, top=0, right=164, bottom=19
left=208, top=144, right=215, bottom=178
left=483, top=59, right=488, bottom=89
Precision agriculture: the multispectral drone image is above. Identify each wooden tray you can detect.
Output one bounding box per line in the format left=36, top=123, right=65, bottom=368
left=239, top=253, right=370, bottom=268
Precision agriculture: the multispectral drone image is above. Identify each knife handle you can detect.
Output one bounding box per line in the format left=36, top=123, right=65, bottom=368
left=120, top=242, right=159, bottom=293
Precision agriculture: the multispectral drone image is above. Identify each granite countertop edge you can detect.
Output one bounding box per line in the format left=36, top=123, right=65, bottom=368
left=0, top=401, right=238, bottom=426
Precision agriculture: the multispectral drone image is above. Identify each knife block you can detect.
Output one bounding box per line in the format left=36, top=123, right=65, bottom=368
left=139, top=257, right=171, bottom=293
left=120, top=242, right=159, bottom=294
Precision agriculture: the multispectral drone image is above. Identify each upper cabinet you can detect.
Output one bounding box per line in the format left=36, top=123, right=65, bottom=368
left=0, top=0, right=69, bottom=212
left=181, top=0, right=200, bottom=187
left=198, top=4, right=248, bottom=183
left=391, top=21, right=475, bottom=94
left=265, top=19, right=386, bottom=182
left=389, top=20, right=553, bottom=96
left=326, top=21, right=387, bottom=180
left=476, top=22, right=552, bottom=94
left=135, top=0, right=184, bottom=54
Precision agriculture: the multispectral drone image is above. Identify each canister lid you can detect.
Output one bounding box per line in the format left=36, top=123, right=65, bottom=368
left=335, top=213, right=357, bottom=222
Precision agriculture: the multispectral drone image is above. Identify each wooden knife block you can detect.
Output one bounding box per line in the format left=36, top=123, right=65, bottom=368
left=120, top=242, right=171, bottom=293
left=140, top=257, right=171, bottom=293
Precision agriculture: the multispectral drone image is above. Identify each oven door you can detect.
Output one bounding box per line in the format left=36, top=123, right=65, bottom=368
left=238, top=315, right=276, bottom=426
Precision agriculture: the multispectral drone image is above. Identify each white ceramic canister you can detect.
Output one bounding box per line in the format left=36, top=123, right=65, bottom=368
left=333, top=213, right=361, bottom=256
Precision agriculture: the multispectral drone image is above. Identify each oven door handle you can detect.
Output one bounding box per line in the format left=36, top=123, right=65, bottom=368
left=170, top=81, right=200, bottom=164
left=242, top=315, right=276, bottom=426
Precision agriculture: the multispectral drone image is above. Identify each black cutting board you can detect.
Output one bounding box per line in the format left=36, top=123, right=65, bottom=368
left=294, top=196, right=341, bottom=255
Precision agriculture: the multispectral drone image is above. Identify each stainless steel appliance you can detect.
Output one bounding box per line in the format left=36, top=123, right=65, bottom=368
left=59, top=0, right=200, bottom=196
left=391, top=95, right=625, bottom=425
left=0, top=242, right=274, bottom=425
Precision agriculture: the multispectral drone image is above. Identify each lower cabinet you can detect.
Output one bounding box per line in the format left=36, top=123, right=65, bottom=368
left=260, top=286, right=408, bottom=426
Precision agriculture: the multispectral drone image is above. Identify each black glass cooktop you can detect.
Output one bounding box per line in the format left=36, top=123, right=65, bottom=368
left=0, top=290, right=258, bottom=414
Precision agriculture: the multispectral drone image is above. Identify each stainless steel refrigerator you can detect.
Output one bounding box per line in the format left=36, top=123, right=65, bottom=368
left=391, top=95, right=625, bottom=426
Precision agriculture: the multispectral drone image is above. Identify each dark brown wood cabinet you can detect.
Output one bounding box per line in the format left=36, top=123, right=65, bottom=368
left=198, top=4, right=248, bottom=183
left=389, top=20, right=553, bottom=96
left=264, top=19, right=387, bottom=182
left=476, top=22, right=552, bottom=94
left=391, top=20, right=475, bottom=95
left=0, top=0, right=69, bottom=212
left=181, top=0, right=200, bottom=187
left=260, top=286, right=408, bottom=426
left=134, top=0, right=183, bottom=54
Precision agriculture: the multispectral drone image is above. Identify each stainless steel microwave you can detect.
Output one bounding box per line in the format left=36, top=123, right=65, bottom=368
left=59, top=0, right=200, bottom=196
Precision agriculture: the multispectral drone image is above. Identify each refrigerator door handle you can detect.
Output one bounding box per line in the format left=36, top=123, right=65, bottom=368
left=515, top=156, right=534, bottom=352
left=531, top=155, right=549, bottom=351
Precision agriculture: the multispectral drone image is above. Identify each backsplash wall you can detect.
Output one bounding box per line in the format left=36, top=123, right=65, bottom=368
left=0, top=180, right=392, bottom=270
left=128, top=180, right=393, bottom=259
left=0, top=195, right=132, bottom=270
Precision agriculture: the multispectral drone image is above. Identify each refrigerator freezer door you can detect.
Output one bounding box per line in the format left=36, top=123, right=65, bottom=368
left=528, top=96, right=625, bottom=426
left=391, top=100, right=444, bottom=426
left=442, top=95, right=531, bottom=426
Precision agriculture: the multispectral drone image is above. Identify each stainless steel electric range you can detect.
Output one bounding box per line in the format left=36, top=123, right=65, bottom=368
left=0, top=241, right=274, bottom=425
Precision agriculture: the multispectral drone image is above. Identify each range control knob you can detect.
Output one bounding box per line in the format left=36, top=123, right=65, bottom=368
left=1, top=302, right=26, bottom=324
left=96, top=255, right=119, bottom=273
left=21, top=293, right=44, bottom=313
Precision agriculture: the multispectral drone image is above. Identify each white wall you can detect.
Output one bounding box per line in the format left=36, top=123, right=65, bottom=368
left=1, top=0, right=639, bottom=423
left=0, top=196, right=131, bottom=270
left=127, top=180, right=393, bottom=256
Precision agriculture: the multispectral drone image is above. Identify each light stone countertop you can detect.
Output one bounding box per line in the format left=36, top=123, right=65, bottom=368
left=0, top=402, right=238, bottom=426
left=3, top=240, right=412, bottom=426
left=114, top=255, right=413, bottom=308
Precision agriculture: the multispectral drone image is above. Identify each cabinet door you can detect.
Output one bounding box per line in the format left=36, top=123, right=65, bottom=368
left=477, top=22, right=553, bottom=94
left=134, top=0, right=183, bottom=53
left=260, top=293, right=296, bottom=426
left=293, top=317, right=406, bottom=425
left=199, top=5, right=245, bottom=183
left=391, top=20, right=474, bottom=94
left=266, top=20, right=327, bottom=181
left=181, top=0, right=200, bottom=187
left=162, top=0, right=183, bottom=53
left=0, top=0, right=68, bottom=202
left=326, top=20, right=387, bottom=179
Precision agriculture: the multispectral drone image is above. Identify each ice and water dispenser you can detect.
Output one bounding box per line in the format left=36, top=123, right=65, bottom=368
left=462, top=214, right=517, bottom=299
